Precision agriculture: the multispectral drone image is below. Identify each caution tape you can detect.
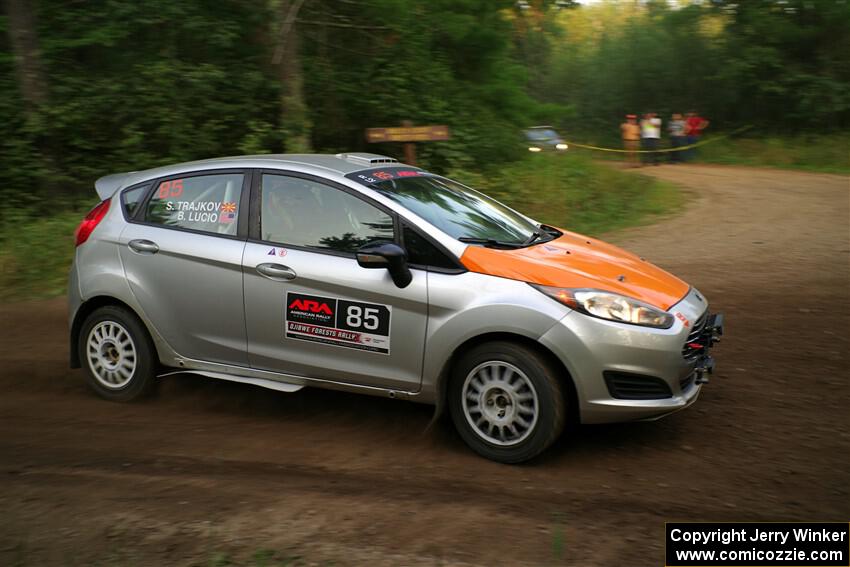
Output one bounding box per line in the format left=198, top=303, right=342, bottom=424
left=561, top=125, right=753, bottom=154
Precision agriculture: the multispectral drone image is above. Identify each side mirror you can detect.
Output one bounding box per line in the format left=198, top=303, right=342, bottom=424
left=356, top=242, right=412, bottom=288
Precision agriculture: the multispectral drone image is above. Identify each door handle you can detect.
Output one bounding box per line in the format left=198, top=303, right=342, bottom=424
left=128, top=239, right=159, bottom=254
left=256, top=263, right=297, bottom=281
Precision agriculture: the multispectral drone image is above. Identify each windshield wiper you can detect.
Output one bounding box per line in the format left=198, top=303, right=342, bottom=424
left=458, top=236, right=524, bottom=249
left=523, top=230, right=542, bottom=246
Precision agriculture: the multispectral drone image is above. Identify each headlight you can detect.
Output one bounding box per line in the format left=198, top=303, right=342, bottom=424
left=555, top=143, right=568, bottom=150
left=530, top=285, right=674, bottom=329
left=528, top=146, right=542, bottom=152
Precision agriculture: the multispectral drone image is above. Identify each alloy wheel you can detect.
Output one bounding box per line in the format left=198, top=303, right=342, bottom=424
left=86, top=321, right=137, bottom=389
left=461, top=361, right=539, bottom=446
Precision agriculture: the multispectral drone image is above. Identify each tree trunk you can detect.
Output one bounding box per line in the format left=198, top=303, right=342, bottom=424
left=274, top=0, right=311, bottom=152
left=4, top=0, right=47, bottom=110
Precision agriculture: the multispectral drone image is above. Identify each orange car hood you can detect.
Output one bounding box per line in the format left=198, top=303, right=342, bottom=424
left=460, top=229, right=689, bottom=310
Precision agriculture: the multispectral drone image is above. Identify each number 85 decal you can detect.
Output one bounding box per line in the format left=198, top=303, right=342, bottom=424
left=158, top=179, right=184, bottom=198
left=346, top=306, right=380, bottom=331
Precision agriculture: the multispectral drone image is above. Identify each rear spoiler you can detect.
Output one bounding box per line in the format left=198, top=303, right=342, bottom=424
left=94, top=172, right=136, bottom=200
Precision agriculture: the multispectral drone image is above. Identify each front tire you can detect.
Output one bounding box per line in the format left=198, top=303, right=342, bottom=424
left=78, top=305, right=157, bottom=402
left=449, top=341, right=566, bottom=464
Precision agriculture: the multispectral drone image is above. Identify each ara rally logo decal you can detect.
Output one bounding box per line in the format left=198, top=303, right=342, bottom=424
left=675, top=312, right=690, bottom=327
left=288, top=297, right=334, bottom=315
left=285, top=292, right=391, bottom=354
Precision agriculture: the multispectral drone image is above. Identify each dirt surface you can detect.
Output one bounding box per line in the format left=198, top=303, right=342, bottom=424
left=1, top=165, right=848, bottom=566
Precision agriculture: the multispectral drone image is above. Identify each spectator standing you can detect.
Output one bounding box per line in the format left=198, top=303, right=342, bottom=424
left=668, top=113, right=687, bottom=162
left=685, top=111, right=709, bottom=160
left=640, top=112, right=662, bottom=165
left=620, top=114, right=640, bottom=167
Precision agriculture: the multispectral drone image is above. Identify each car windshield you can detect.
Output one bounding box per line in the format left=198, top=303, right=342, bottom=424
left=525, top=129, right=559, bottom=141
left=370, top=175, right=539, bottom=245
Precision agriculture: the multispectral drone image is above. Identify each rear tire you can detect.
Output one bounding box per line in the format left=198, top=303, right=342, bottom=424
left=78, top=305, right=157, bottom=402
left=448, top=341, right=566, bottom=464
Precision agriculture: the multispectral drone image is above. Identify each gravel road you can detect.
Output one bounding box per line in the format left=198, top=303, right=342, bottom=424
left=1, top=164, right=848, bottom=566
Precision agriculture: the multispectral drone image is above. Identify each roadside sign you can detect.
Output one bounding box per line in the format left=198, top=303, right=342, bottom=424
left=365, top=122, right=450, bottom=165
left=365, top=125, right=450, bottom=143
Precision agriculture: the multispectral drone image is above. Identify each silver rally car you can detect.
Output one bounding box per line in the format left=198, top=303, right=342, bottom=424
left=69, top=153, right=722, bottom=463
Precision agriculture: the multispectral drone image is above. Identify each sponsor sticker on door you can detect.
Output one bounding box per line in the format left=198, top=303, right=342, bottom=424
left=285, top=292, right=391, bottom=354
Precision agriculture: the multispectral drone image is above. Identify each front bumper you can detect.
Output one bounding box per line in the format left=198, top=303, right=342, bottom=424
left=539, top=287, right=723, bottom=424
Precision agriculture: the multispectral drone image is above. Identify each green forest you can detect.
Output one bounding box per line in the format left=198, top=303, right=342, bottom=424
left=1, top=0, right=849, bottom=297
left=2, top=0, right=848, bottom=202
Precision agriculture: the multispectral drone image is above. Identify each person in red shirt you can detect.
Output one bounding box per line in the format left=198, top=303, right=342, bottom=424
left=685, top=112, right=709, bottom=160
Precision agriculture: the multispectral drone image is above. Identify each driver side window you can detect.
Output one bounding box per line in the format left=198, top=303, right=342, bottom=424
left=260, top=174, right=394, bottom=254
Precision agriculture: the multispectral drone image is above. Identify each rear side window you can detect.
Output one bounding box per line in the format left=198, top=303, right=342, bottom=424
left=403, top=225, right=458, bottom=270
left=121, top=185, right=148, bottom=219
left=144, top=173, right=243, bottom=236
left=261, top=174, right=394, bottom=254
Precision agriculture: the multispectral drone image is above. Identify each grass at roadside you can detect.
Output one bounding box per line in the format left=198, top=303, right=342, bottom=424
left=0, top=207, right=89, bottom=300
left=450, top=152, right=683, bottom=236
left=0, top=153, right=682, bottom=301
left=569, top=132, right=850, bottom=174
left=694, top=134, right=850, bottom=174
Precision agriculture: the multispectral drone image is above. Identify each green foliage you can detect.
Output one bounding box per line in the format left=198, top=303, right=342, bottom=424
left=694, top=134, right=850, bottom=173
left=0, top=0, right=551, bottom=205
left=2, top=0, right=847, bottom=208
left=299, top=0, right=538, bottom=171
left=0, top=0, right=281, bottom=204
left=450, top=153, right=683, bottom=237
left=536, top=0, right=850, bottom=137
left=718, top=0, right=850, bottom=128
left=0, top=207, right=85, bottom=299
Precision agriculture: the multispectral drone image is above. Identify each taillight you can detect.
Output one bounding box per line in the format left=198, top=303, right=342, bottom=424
left=74, top=198, right=111, bottom=247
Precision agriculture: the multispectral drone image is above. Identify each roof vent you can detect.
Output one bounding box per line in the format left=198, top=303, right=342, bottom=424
left=336, top=153, right=398, bottom=166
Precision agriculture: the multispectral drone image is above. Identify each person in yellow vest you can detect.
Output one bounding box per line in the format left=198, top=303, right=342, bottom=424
left=640, top=112, right=662, bottom=165
left=620, top=114, right=641, bottom=167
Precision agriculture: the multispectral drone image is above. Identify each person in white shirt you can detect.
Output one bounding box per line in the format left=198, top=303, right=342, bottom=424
left=640, top=112, right=662, bottom=165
